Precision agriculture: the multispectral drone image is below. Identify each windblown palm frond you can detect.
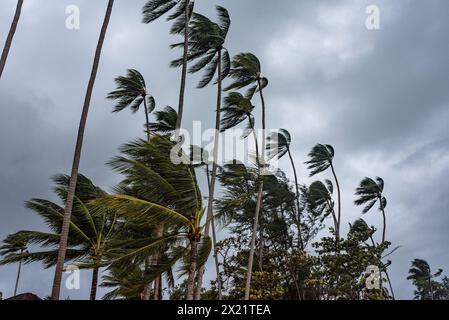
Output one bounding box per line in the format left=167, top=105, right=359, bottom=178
left=171, top=6, right=231, bottom=88
left=266, top=129, right=291, bottom=160
left=220, top=92, right=254, bottom=132
left=225, top=52, right=268, bottom=99
left=354, top=177, right=386, bottom=214
left=147, top=106, right=178, bottom=134
left=305, top=144, right=335, bottom=177
left=107, top=69, right=155, bottom=114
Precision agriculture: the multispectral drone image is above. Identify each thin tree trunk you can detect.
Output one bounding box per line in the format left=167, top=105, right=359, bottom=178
left=330, top=163, right=341, bottom=240
left=195, top=50, right=223, bottom=299
left=143, top=97, right=151, bottom=141
left=186, top=239, right=199, bottom=300
left=51, top=0, right=114, bottom=300
left=381, top=206, right=386, bottom=244
left=384, top=270, right=395, bottom=300
left=0, top=0, right=23, bottom=79
left=142, top=258, right=152, bottom=300
left=244, top=81, right=267, bottom=300
left=13, top=250, right=23, bottom=296
left=175, top=2, right=191, bottom=131
left=89, top=267, right=99, bottom=300
left=153, top=225, right=164, bottom=300
left=244, top=182, right=263, bottom=300
left=429, top=278, right=434, bottom=300
left=287, top=149, right=304, bottom=250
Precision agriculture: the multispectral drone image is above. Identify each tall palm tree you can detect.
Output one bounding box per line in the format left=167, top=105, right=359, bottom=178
left=94, top=137, right=211, bottom=300
left=198, top=91, right=256, bottom=300
left=142, top=0, right=194, bottom=131
left=267, top=129, right=304, bottom=250
left=305, top=144, right=341, bottom=240
left=52, top=0, right=114, bottom=300
left=0, top=233, right=28, bottom=296
left=172, top=6, right=231, bottom=299
left=407, top=259, right=443, bottom=300
left=354, top=177, right=388, bottom=243
left=0, top=0, right=24, bottom=79
left=0, top=174, right=120, bottom=300
left=224, top=52, right=268, bottom=300
left=107, top=69, right=156, bottom=141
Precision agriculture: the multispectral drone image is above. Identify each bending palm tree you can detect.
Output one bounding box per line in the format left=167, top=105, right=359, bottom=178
left=52, top=0, right=114, bottom=300
left=0, top=0, right=23, bottom=79
left=225, top=52, right=268, bottom=300
left=0, top=233, right=27, bottom=296
left=267, top=129, right=304, bottom=250
left=94, top=137, right=211, bottom=300
left=209, top=91, right=257, bottom=299
left=407, top=259, right=443, bottom=300
left=305, top=144, right=341, bottom=240
left=107, top=69, right=156, bottom=141
left=143, top=0, right=194, bottom=130
left=354, top=177, right=388, bottom=243
left=172, top=6, right=231, bottom=299
left=0, top=174, right=120, bottom=300
left=307, top=180, right=338, bottom=236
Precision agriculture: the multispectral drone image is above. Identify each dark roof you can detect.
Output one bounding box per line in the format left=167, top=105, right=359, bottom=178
left=6, top=293, right=42, bottom=300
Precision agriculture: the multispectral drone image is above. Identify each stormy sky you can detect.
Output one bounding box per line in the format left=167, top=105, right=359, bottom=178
left=0, top=0, right=448, bottom=300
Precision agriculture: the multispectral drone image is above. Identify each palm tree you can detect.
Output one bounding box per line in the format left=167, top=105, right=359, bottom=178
left=407, top=259, right=443, bottom=300
left=93, top=137, right=211, bottom=300
left=307, top=180, right=338, bottom=236
left=51, top=0, right=114, bottom=300
left=354, top=177, right=388, bottom=243
left=172, top=6, right=231, bottom=299
left=0, top=174, right=120, bottom=300
left=107, top=69, right=156, bottom=141
left=267, top=129, right=304, bottom=250
left=196, top=91, right=257, bottom=300
left=224, top=52, right=268, bottom=300
left=225, top=53, right=268, bottom=300
left=142, top=0, right=194, bottom=131
left=305, top=144, right=341, bottom=240
left=0, top=0, right=24, bottom=79
left=0, top=233, right=28, bottom=296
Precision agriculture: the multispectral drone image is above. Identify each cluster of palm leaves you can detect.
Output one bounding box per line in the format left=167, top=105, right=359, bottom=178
left=1, top=1, right=445, bottom=301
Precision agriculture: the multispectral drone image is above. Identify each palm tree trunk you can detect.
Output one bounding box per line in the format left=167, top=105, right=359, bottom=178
left=195, top=50, right=223, bottom=300
left=287, top=149, right=304, bottom=250
left=89, top=267, right=99, bottom=300
left=244, top=81, right=267, bottom=300
left=153, top=225, right=164, bottom=300
left=186, top=238, right=199, bottom=300
left=0, top=0, right=23, bottom=79
left=384, top=270, right=395, bottom=300
left=175, top=2, right=191, bottom=131
left=244, top=182, right=263, bottom=300
left=330, top=163, right=341, bottom=240
left=381, top=207, right=386, bottom=244
left=51, top=0, right=114, bottom=300
left=13, top=250, right=23, bottom=296
left=143, top=97, right=151, bottom=141
left=429, top=277, right=434, bottom=300
left=142, top=258, right=152, bottom=300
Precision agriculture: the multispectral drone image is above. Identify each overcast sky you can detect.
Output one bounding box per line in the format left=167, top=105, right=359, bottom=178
left=0, top=0, right=448, bottom=300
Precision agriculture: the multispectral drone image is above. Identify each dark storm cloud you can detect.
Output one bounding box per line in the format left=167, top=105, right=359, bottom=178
left=0, top=0, right=448, bottom=299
